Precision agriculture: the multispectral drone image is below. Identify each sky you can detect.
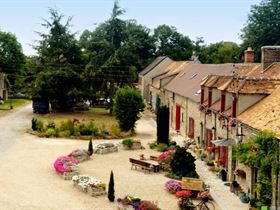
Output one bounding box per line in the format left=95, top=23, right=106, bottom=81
left=0, top=0, right=261, bottom=56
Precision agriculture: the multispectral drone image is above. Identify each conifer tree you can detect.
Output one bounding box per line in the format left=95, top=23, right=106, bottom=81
left=108, top=170, right=115, bottom=202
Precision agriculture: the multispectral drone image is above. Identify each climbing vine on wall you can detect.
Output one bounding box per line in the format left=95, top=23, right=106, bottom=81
left=235, top=130, right=279, bottom=206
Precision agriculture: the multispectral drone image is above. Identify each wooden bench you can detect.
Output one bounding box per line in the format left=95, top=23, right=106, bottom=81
left=129, top=158, right=153, bottom=173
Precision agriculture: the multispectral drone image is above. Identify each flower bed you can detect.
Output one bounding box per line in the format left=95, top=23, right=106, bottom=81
left=72, top=175, right=106, bottom=196
left=53, top=156, right=79, bottom=180
left=122, top=139, right=142, bottom=150
left=165, top=180, right=182, bottom=194
left=93, top=143, right=118, bottom=154
left=117, top=196, right=161, bottom=210
left=68, top=149, right=90, bottom=162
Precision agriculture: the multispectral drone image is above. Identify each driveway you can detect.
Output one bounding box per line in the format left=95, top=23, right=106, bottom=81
left=0, top=103, right=33, bottom=156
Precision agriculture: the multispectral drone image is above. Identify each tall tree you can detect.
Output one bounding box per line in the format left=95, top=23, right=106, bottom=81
left=0, top=31, right=25, bottom=91
left=241, top=0, right=280, bottom=61
left=153, top=24, right=193, bottom=60
left=0, top=31, right=25, bottom=73
left=199, top=42, right=241, bottom=64
left=33, top=9, right=83, bottom=111
left=36, top=8, right=82, bottom=66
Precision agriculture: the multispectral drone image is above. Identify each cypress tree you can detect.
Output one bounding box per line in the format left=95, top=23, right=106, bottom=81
left=108, top=170, right=115, bottom=202
left=87, top=138, right=93, bottom=156
left=156, top=105, right=170, bottom=145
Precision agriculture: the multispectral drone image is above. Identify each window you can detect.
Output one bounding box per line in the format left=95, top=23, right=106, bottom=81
left=181, top=112, right=184, bottom=123
left=188, top=117, right=195, bottom=138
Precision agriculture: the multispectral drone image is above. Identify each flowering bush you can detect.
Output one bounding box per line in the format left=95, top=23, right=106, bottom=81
left=117, top=196, right=160, bottom=210
left=72, top=175, right=106, bottom=190
left=175, top=190, right=192, bottom=199
left=165, top=180, right=182, bottom=193
left=53, top=156, right=79, bottom=174
left=158, top=150, right=174, bottom=165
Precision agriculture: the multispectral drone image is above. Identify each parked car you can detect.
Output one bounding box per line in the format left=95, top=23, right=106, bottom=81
left=32, top=99, right=50, bottom=114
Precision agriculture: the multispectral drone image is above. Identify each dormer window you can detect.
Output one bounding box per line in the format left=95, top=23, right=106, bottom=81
left=200, top=86, right=204, bottom=104
left=208, top=88, right=212, bottom=107
left=232, top=93, right=237, bottom=118
left=221, top=91, right=226, bottom=112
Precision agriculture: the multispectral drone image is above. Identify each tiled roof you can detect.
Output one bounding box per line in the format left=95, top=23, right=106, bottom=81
left=164, top=63, right=234, bottom=102
left=210, top=100, right=221, bottom=112
left=226, top=78, right=280, bottom=94
left=138, top=56, right=168, bottom=76
left=152, top=61, right=194, bottom=89
left=238, top=86, right=280, bottom=137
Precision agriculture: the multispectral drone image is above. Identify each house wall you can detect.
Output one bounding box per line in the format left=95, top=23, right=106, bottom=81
left=0, top=73, right=6, bottom=100
left=161, top=75, right=176, bottom=88
left=212, top=88, right=220, bottom=104
left=225, top=92, right=232, bottom=110
left=188, top=99, right=202, bottom=145
left=238, top=94, right=265, bottom=115
left=141, top=58, right=173, bottom=101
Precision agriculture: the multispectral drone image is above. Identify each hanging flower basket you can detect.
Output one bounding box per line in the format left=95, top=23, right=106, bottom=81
left=229, top=118, right=237, bottom=127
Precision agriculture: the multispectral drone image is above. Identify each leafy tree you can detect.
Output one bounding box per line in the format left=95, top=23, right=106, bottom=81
left=199, top=42, right=241, bottom=64
left=170, top=147, right=199, bottom=179
left=32, top=9, right=84, bottom=111
left=36, top=8, right=82, bottom=66
left=235, top=130, right=279, bottom=206
left=157, top=106, right=169, bottom=145
left=113, top=87, right=145, bottom=131
left=153, top=24, right=193, bottom=60
left=108, top=170, right=115, bottom=202
left=79, top=1, right=155, bottom=109
left=32, top=66, right=83, bottom=111
left=0, top=31, right=25, bottom=91
left=0, top=31, right=25, bottom=73
left=241, top=0, right=280, bottom=61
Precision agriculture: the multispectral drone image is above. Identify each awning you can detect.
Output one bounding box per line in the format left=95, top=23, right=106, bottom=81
left=211, top=139, right=236, bottom=146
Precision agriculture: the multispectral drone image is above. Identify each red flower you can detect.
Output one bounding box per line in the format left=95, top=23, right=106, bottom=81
left=175, top=190, right=192, bottom=198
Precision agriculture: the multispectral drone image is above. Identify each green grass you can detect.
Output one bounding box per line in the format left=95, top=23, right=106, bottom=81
left=36, top=108, right=132, bottom=139
left=0, top=99, right=30, bottom=115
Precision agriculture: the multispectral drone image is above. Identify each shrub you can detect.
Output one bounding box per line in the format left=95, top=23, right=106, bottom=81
left=148, top=141, right=157, bottom=149
left=170, top=147, right=199, bottom=179
left=122, top=138, right=134, bottom=148
left=113, top=87, right=145, bottom=131
left=31, top=118, right=44, bottom=132
left=206, top=160, right=215, bottom=166
left=58, top=130, right=71, bottom=138
left=169, top=141, right=177, bottom=146
left=156, top=106, right=169, bottom=145
left=47, top=120, right=55, bottom=129
left=156, top=143, right=169, bottom=152
left=108, top=170, right=115, bottom=202
left=45, top=128, right=56, bottom=137
left=59, top=120, right=75, bottom=135
left=79, top=122, right=99, bottom=136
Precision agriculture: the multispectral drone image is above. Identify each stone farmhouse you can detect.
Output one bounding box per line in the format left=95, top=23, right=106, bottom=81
left=138, top=46, right=280, bottom=209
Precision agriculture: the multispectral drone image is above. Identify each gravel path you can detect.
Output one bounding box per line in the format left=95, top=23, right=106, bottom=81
left=0, top=109, right=179, bottom=210
left=0, top=103, right=33, bottom=156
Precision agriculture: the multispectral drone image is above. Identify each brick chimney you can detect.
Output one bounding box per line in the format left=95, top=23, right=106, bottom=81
left=262, top=46, right=280, bottom=71
left=244, top=47, right=254, bottom=63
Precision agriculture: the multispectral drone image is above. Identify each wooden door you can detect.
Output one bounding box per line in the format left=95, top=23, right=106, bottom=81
left=175, top=105, right=181, bottom=131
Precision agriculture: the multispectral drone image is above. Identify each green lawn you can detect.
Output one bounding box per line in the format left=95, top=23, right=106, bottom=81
left=0, top=99, right=30, bottom=115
